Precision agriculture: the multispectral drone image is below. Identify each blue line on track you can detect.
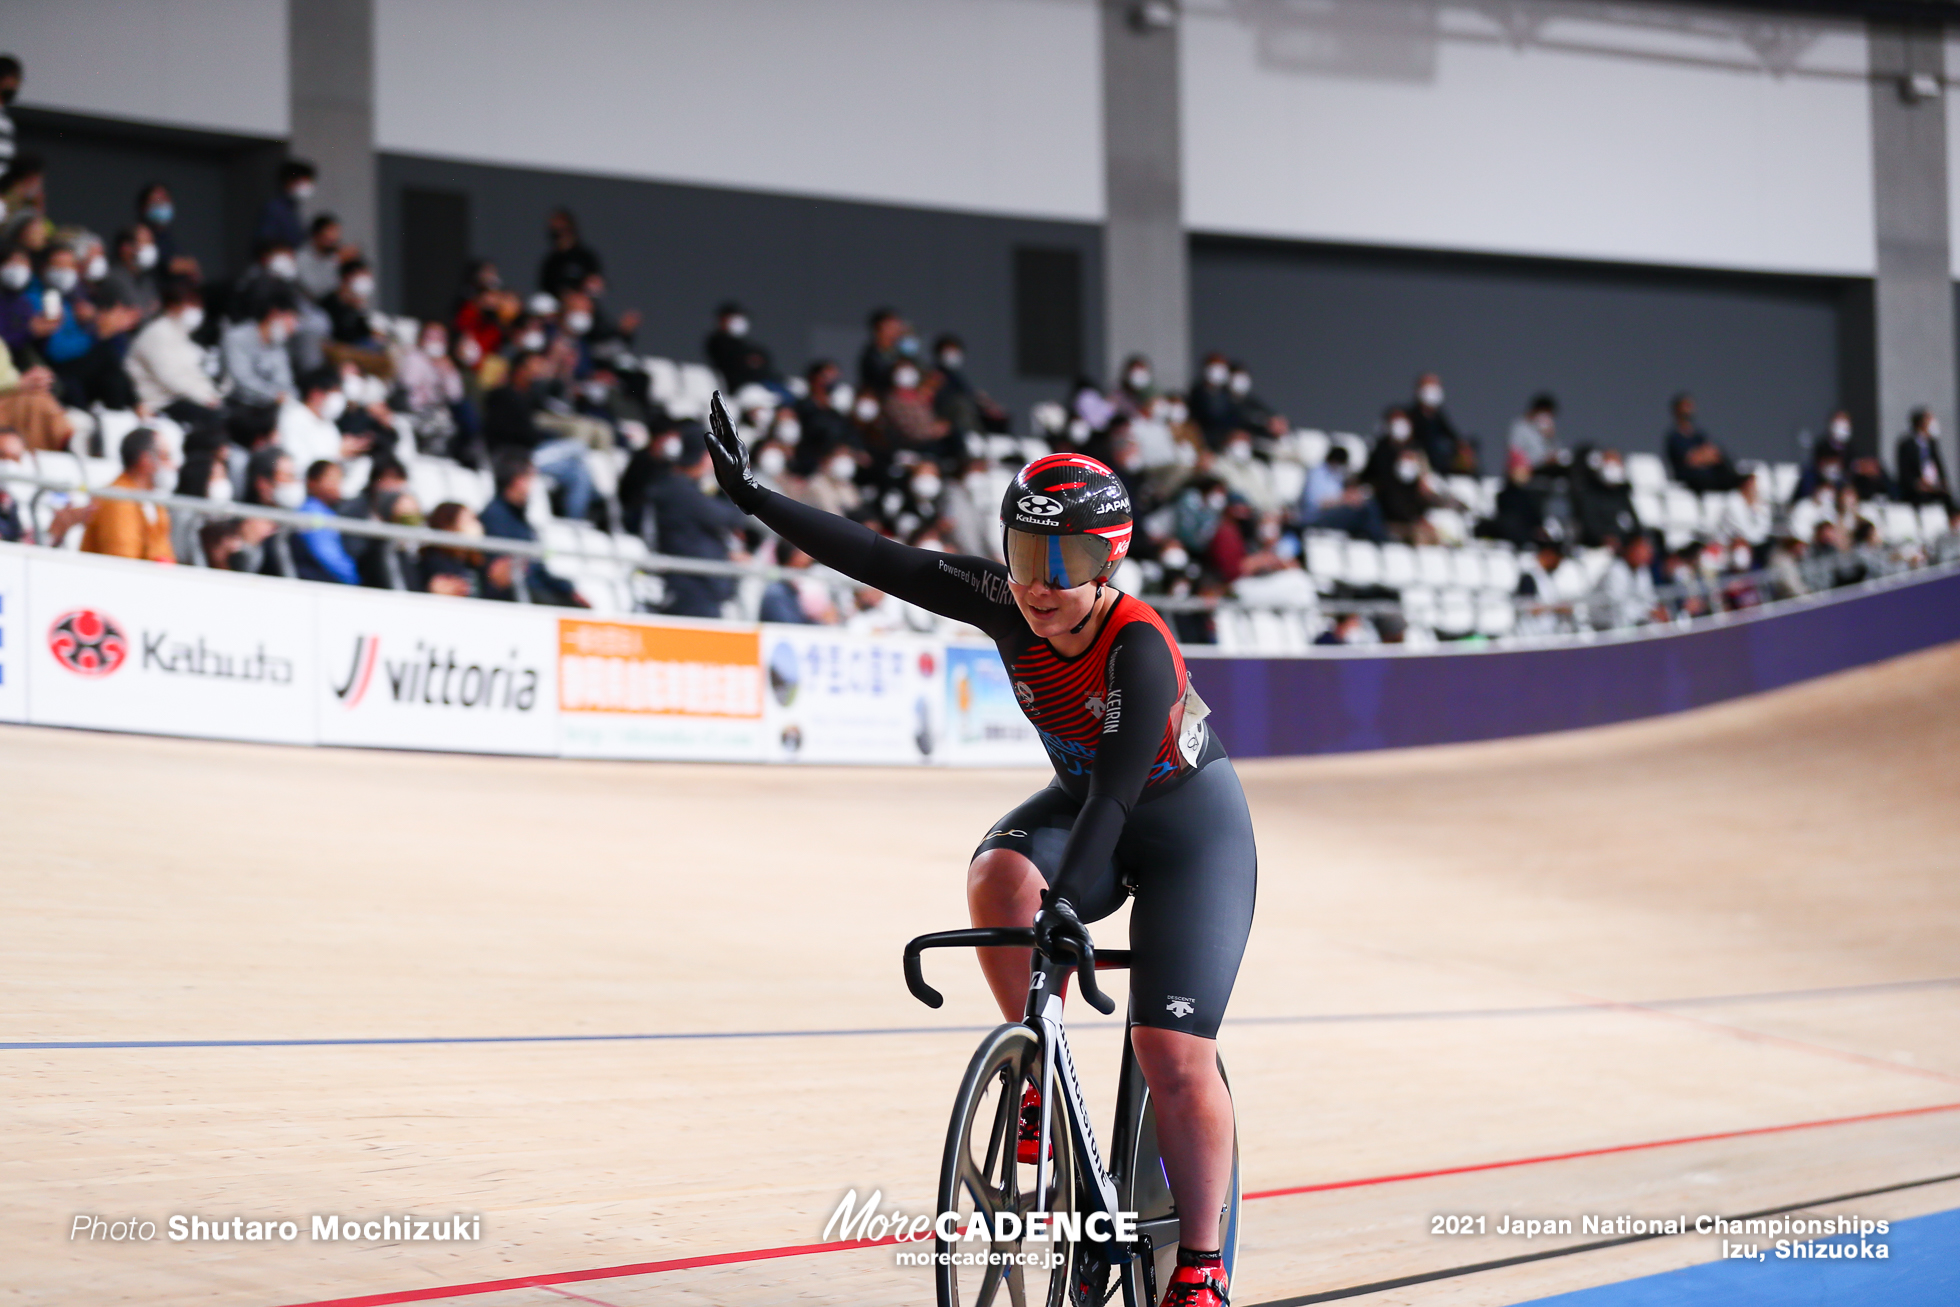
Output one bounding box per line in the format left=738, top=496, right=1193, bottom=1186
left=3, top=977, right=1952, bottom=1052
left=1511, top=1206, right=1960, bottom=1306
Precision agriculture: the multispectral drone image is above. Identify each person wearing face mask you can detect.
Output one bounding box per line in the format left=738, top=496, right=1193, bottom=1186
left=796, top=444, right=864, bottom=517
left=1895, top=407, right=1954, bottom=512
left=639, top=425, right=750, bottom=617
left=0, top=153, right=46, bottom=237
left=79, top=427, right=177, bottom=563
left=101, top=224, right=160, bottom=319
left=1663, top=393, right=1743, bottom=493
left=705, top=300, right=779, bottom=393
left=1186, top=351, right=1238, bottom=448
left=227, top=446, right=302, bottom=577
left=280, top=459, right=361, bottom=585
left=31, top=244, right=97, bottom=369
left=295, top=214, right=345, bottom=299
left=125, top=279, right=223, bottom=440
left=1114, top=352, right=1158, bottom=419
left=1213, top=431, right=1284, bottom=515
left=134, top=181, right=190, bottom=279
left=483, top=350, right=597, bottom=522
left=537, top=207, right=603, bottom=296
left=929, top=331, right=1007, bottom=436
left=221, top=287, right=300, bottom=407
left=321, top=257, right=383, bottom=349
left=277, top=365, right=364, bottom=471
left=1224, top=361, right=1287, bottom=442
left=1363, top=406, right=1442, bottom=544
left=397, top=321, right=466, bottom=449
left=1572, top=446, right=1641, bottom=549
left=1409, top=372, right=1475, bottom=475
left=1507, top=392, right=1561, bottom=471
left=0, top=243, right=38, bottom=360
left=881, top=357, right=951, bottom=453
left=858, top=307, right=908, bottom=396
left=255, top=160, right=316, bottom=252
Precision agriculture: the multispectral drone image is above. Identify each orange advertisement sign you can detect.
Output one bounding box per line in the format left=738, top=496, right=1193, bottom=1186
left=558, top=620, right=762, bottom=718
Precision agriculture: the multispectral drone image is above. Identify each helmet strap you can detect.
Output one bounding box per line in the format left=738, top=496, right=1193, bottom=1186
left=1068, top=581, right=1107, bottom=635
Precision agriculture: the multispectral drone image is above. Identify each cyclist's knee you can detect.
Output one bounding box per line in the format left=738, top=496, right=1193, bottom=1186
left=1131, top=1027, right=1222, bottom=1101
left=967, top=849, right=1044, bottom=918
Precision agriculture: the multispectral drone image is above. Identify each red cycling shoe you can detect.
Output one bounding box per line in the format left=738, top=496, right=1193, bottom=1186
left=1163, top=1260, right=1229, bottom=1306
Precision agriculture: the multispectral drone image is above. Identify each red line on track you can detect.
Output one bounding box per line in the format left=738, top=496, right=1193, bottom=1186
left=274, top=1099, right=1960, bottom=1307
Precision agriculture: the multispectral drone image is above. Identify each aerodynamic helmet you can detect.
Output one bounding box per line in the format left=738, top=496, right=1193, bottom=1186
left=1000, top=452, right=1134, bottom=589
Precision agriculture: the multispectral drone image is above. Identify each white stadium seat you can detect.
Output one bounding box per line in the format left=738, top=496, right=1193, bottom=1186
left=1380, top=541, right=1418, bottom=587
left=1343, top=540, right=1383, bottom=587
left=1294, top=430, right=1330, bottom=466
left=1303, top=532, right=1345, bottom=579
left=1883, top=502, right=1921, bottom=544
left=1415, top=544, right=1454, bottom=587
left=1626, top=453, right=1668, bottom=492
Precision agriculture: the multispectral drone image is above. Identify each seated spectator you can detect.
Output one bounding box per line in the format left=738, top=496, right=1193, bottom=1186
left=295, top=213, right=344, bottom=299
left=1363, top=407, right=1443, bottom=544
left=705, top=301, right=777, bottom=393
left=1481, top=455, right=1545, bottom=546
left=279, top=365, right=365, bottom=469
left=1314, top=611, right=1373, bottom=646
left=319, top=257, right=385, bottom=355
left=196, top=515, right=275, bottom=572
left=1595, top=530, right=1664, bottom=628
left=0, top=333, right=72, bottom=450
left=859, top=307, right=917, bottom=396
left=792, top=359, right=858, bottom=472
left=759, top=545, right=835, bottom=625
left=32, top=243, right=97, bottom=373
left=136, top=181, right=194, bottom=279
left=538, top=207, right=602, bottom=295
left=1187, top=353, right=1237, bottom=449
left=1214, top=430, right=1284, bottom=515
left=0, top=241, right=40, bottom=362
left=1717, top=469, right=1773, bottom=545
left=1113, top=353, right=1157, bottom=420
left=453, top=260, right=515, bottom=358
left=339, top=456, right=420, bottom=588
left=931, top=333, right=1007, bottom=435
left=256, top=160, right=315, bottom=251
left=795, top=444, right=863, bottom=517
left=1507, top=392, right=1560, bottom=470
left=420, top=501, right=513, bottom=598
left=102, top=225, right=160, bottom=319
left=651, top=426, right=751, bottom=618
left=1894, top=408, right=1952, bottom=511
left=222, top=286, right=300, bottom=406
left=481, top=449, right=585, bottom=605
left=1, top=153, right=46, bottom=241
left=51, top=283, right=142, bottom=411
left=1572, top=447, right=1640, bottom=547
left=1664, top=392, right=1743, bottom=492
left=80, top=428, right=176, bottom=562
left=882, top=357, right=951, bottom=452
left=128, top=278, right=222, bottom=439
left=397, top=319, right=466, bottom=450
left=575, top=272, right=640, bottom=358
left=1411, top=372, right=1473, bottom=474
left=483, top=348, right=596, bottom=522
left=1298, top=444, right=1386, bottom=543
left=1226, top=361, right=1287, bottom=440
left=289, top=459, right=359, bottom=584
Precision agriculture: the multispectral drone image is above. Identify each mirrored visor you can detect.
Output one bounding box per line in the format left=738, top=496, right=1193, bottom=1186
left=1003, top=527, right=1112, bottom=589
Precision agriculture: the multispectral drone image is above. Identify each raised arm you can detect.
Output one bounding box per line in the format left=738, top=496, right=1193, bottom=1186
left=705, top=394, right=1020, bottom=635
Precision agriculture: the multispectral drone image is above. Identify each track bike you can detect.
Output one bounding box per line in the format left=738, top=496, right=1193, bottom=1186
left=904, top=926, right=1242, bottom=1307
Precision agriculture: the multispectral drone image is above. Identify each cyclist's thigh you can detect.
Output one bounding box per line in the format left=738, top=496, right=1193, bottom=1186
left=1119, top=759, right=1258, bottom=1040
left=972, top=784, right=1127, bottom=924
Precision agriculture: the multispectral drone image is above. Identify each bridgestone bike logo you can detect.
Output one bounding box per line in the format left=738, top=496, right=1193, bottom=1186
left=1016, top=494, right=1063, bottom=517
left=48, top=609, right=128, bottom=676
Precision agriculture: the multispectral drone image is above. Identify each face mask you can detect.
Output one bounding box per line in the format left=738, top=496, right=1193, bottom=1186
left=422, top=336, right=446, bottom=358
left=726, top=315, right=749, bottom=337
left=1126, top=367, right=1151, bottom=390
left=322, top=391, right=348, bottom=421
left=580, top=380, right=609, bottom=404
left=1161, top=544, right=1188, bottom=570
left=273, top=480, right=305, bottom=509
left=1928, top=420, right=1943, bottom=439
left=1, top=261, right=29, bottom=290
left=1067, top=418, right=1091, bottom=445
left=518, top=330, right=546, bottom=351
left=349, top=274, right=375, bottom=299
left=457, top=336, right=482, bottom=366
left=1226, top=441, right=1252, bottom=464
left=268, top=252, right=298, bottom=280
left=830, top=383, right=855, bottom=411
left=135, top=243, right=159, bottom=270
left=291, top=182, right=315, bottom=202
left=853, top=396, right=880, bottom=423
left=897, top=334, right=920, bottom=357
left=1533, top=413, right=1555, bottom=435
left=774, top=418, right=801, bottom=446
left=45, top=266, right=78, bottom=293
left=1389, top=418, right=1412, bottom=440
left=150, top=463, right=178, bottom=494
left=1229, top=372, right=1252, bottom=397
left=1599, top=461, right=1626, bottom=485
left=827, top=454, right=856, bottom=481
left=85, top=254, right=108, bottom=282
left=893, top=366, right=920, bottom=390
left=206, top=473, right=233, bottom=503
left=268, top=318, right=293, bottom=345
left=1166, top=401, right=1189, bottom=425
left=913, top=476, right=942, bottom=500
left=1396, top=456, right=1421, bottom=483
left=1206, top=489, right=1228, bottom=512
left=1418, top=383, right=1444, bottom=407
left=176, top=305, right=204, bottom=333
left=1820, top=463, right=1842, bottom=484
left=147, top=202, right=174, bottom=227
left=758, top=445, right=787, bottom=478
left=1829, top=419, right=1851, bottom=440
left=940, top=350, right=965, bottom=371
left=1732, top=547, right=1751, bottom=570
left=1204, top=363, right=1229, bottom=387
left=564, top=310, right=592, bottom=336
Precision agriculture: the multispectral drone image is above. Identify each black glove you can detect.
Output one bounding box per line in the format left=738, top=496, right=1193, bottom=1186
left=705, top=391, right=768, bottom=514
left=1032, top=891, right=1091, bottom=964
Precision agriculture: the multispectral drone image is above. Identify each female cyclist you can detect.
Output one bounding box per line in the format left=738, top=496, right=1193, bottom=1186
left=706, top=396, right=1255, bottom=1307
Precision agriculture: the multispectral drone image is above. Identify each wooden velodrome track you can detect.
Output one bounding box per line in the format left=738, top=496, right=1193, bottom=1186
left=5, top=643, right=1958, bottom=1307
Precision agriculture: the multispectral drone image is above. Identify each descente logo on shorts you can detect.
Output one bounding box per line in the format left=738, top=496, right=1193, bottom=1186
left=1165, top=996, right=1196, bottom=1019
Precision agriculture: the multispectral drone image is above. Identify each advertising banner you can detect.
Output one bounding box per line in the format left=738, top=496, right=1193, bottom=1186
left=0, top=546, right=24, bottom=723
left=940, top=641, right=1046, bottom=766
left=557, top=616, right=767, bottom=760
left=316, top=590, right=559, bottom=754
left=759, top=625, right=943, bottom=765
left=24, top=552, right=316, bottom=744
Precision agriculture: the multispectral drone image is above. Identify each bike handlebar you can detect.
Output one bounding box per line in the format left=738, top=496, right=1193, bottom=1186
left=903, top=927, right=1125, bottom=1015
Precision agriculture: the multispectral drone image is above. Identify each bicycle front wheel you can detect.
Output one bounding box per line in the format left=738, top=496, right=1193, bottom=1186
left=935, top=1023, right=1086, bottom=1307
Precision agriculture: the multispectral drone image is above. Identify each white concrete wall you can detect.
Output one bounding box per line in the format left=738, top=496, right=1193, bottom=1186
left=374, top=0, right=1106, bottom=222
left=1181, top=0, right=1876, bottom=275
left=0, top=0, right=287, bottom=136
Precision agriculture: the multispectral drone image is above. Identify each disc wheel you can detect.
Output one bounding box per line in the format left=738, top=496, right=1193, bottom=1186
left=935, top=1024, right=1086, bottom=1307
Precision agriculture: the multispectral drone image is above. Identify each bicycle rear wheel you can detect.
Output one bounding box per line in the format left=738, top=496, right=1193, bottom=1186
left=1111, top=1043, right=1242, bottom=1306
left=936, top=1023, right=1087, bottom=1307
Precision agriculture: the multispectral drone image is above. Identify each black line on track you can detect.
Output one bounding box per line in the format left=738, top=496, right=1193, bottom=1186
left=5, top=977, right=1953, bottom=1051
left=1239, top=1170, right=1960, bottom=1306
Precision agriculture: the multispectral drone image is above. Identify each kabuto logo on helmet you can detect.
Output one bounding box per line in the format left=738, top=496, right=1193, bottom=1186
left=1016, top=494, right=1063, bottom=517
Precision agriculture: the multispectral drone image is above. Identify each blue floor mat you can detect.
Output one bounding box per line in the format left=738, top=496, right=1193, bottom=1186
left=1515, top=1206, right=1960, bottom=1306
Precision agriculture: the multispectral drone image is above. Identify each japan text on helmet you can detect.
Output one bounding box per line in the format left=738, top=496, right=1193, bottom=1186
left=1000, top=452, right=1133, bottom=588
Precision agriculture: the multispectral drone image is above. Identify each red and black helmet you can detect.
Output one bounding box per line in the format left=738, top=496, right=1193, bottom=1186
left=1000, top=452, right=1134, bottom=589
